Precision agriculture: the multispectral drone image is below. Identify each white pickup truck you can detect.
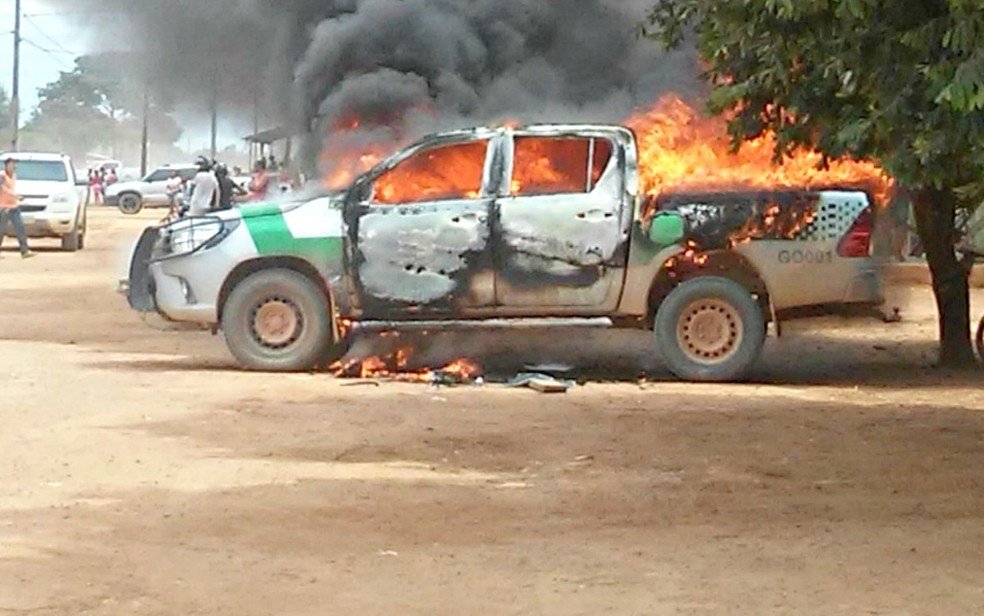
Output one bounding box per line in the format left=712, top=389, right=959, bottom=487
left=0, top=152, right=89, bottom=251
left=125, top=124, right=884, bottom=381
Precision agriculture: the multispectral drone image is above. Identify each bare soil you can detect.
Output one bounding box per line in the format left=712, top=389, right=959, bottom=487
left=0, top=209, right=981, bottom=615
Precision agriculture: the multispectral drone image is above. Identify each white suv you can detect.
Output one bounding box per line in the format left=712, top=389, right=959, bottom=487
left=106, top=165, right=199, bottom=215
left=0, top=152, right=89, bottom=251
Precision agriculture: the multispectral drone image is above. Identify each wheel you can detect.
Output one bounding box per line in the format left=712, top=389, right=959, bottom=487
left=118, top=193, right=143, bottom=215
left=221, top=268, right=344, bottom=371
left=655, top=276, right=766, bottom=382
left=975, top=315, right=983, bottom=363
left=61, top=222, right=81, bottom=252
left=77, top=209, right=87, bottom=250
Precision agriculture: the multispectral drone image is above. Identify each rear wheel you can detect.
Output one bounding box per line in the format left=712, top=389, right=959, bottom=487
left=655, top=277, right=766, bottom=382
left=118, top=193, right=143, bottom=215
left=975, top=314, right=983, bottom=363
left=221, top=268, right=344, bottom=371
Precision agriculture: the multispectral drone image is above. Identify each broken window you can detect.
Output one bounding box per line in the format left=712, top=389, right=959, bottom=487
left=511, top=136, right=614, bottom=197
left=373, top=140, right=488, bottom=205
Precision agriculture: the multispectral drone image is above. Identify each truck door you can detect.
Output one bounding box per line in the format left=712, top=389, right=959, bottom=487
left=351, top=135, right=498, bottom=318
left=494, top=132, right=631, bottom=311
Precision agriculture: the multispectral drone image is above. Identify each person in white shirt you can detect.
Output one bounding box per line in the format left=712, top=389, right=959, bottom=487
left=188, top=157, right=219, bottom=217
left=165, top=171, right=185, bottom=214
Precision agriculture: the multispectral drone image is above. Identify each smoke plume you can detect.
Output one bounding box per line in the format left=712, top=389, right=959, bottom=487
left=54, top=0, right=698, bottom=167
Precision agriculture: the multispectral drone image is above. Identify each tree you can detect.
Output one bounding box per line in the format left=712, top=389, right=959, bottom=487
left=22, top=55, right=182, bottom=164
left=644, top=0, right=984, bottom=366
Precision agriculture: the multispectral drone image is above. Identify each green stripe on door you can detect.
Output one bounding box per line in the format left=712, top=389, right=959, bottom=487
left=243, top=211, right=344, bottom=270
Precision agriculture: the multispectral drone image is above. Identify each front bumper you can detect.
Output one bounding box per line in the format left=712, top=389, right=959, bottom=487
left=124, top=225, right=237, bottom=325
left=3, top=210, right=77, bottom=238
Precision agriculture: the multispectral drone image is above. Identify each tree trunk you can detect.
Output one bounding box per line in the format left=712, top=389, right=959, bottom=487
left=910, top=187, right=976, bottom=367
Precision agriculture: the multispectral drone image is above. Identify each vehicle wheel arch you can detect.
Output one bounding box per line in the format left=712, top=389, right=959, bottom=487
left=646, top=249, right=771, bottom=326
left=217, top=256, right=337, bottom=327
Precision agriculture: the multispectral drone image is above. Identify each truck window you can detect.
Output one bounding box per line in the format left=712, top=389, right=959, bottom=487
left=373, top=140, right=488, bottom=205
left=146, top=170, right=171, bottom=182
left=13, top=160, right=69, bottom=182
left=511, top=137, right=614, bottom=197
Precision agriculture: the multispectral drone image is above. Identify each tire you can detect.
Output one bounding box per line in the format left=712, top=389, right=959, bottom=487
left=118, top=193, right=143, bottom=215
left=221, top=268, right=343, bottom=372
left=975, top=315, right=984, bottom=363
left=655, top=276, right=766, bottom=382
left=77, top=208, right=87, bottom=250
left=61, top=223, right=81, bottom=252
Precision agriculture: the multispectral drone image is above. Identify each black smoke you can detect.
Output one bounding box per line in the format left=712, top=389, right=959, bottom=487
left=54, top=0, right=698, bottom=167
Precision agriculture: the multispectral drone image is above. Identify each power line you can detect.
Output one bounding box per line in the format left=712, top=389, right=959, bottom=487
left=22, top=14, right=80, bottom=57
left=23, top=10, right=118, bottom=18
left=20, top=38, right=75, bottom=70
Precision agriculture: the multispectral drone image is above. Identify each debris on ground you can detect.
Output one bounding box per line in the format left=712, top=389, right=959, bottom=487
left=506, top=373, right=577, bottom=393
left=522, top=363, right=576, bottom=378
left=883, top=307, right=903, bottom=323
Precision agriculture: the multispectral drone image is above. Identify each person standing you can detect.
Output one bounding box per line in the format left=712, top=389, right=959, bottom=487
left=165, top=171, right=184, bottom=214
left=248, top=159, right=271, bottom=202
left=215, top=164, right=246, bottom=211
left=187, top=157, right=219, bottom=217
left=89, top=169, right=104, bottom=206
left=0, top=158, right=36, bottom=259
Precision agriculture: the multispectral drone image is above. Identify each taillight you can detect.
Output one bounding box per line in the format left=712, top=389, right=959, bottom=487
left=837, top=208, right=873, bottom=258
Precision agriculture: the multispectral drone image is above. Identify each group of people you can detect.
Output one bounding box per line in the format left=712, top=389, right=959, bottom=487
left=167, top=156, right=249, bottom=220
left=87, top=166, right=119, bottom=206
left=165, top=156, right=297, bottom=221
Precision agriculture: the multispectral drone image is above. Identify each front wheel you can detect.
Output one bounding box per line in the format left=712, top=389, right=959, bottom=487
left=655, top=277, right=766, bottom=382
left=118, top=193, right=143, bottom=215
left=61, top=212, right=84, bottom=252
left=221, top=268, right=344, bottom=371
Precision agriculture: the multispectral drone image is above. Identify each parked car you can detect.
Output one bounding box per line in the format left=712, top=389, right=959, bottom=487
left=106, top=165, right=198, bottom=214
left=123, top=125, right=883, bottom=381
left=0, top=151, right=89, bottom=251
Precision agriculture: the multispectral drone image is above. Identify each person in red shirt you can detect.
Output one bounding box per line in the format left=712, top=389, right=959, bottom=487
left=248, top=159, right=271, bottom=202
left=0, top=158, right=36, bottom=259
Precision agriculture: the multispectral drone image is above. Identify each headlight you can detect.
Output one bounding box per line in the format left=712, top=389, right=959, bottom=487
left=152, top=217, right=240, bottom=260
left=49, top=191, right=76, bottom=206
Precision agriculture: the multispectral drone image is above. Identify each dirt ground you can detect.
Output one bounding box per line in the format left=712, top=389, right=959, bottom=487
left=0, top=208, right=981, bottom=615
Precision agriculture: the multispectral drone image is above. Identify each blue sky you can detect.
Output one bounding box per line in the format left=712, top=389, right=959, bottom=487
left=0, top=0, right=79, bottom=113
left=1, top=0, right=251, bottom=152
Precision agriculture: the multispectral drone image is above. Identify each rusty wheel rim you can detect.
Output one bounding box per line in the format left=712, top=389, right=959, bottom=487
left=677, top=299, right=744, bottom=365
left=251, top=298, right=302, bottom=349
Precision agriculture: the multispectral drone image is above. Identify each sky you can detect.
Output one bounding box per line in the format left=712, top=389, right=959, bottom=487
left=0, top=0, right=253, bottom=152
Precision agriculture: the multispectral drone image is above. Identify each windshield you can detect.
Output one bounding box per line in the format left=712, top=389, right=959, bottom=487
left=13, top=160, right=69, bottom=182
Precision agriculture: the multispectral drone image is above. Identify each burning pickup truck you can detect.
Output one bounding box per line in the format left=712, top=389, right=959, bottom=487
left=124, top=124, right=882, bottom=381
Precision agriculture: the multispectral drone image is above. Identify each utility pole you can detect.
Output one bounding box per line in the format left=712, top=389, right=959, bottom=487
left=140, top=88, right=150, bottom=177
left=10, top=0, right=22, bottom=151
left=252, top=90, right=259, bottom=165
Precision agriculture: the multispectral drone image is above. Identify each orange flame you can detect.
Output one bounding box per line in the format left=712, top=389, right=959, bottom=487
left=332, top=346, right=482, bottom=383
left=626, top=95, right=893, bottom=207
left=320, top=94, right=893, bottom=210
left=374, top=141, right=486, bottom=204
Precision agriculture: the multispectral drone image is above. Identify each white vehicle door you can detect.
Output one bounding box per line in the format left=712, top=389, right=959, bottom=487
left=494, top=132, right=631, bottom=310
left=352, top=136, right=497, bottom=317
